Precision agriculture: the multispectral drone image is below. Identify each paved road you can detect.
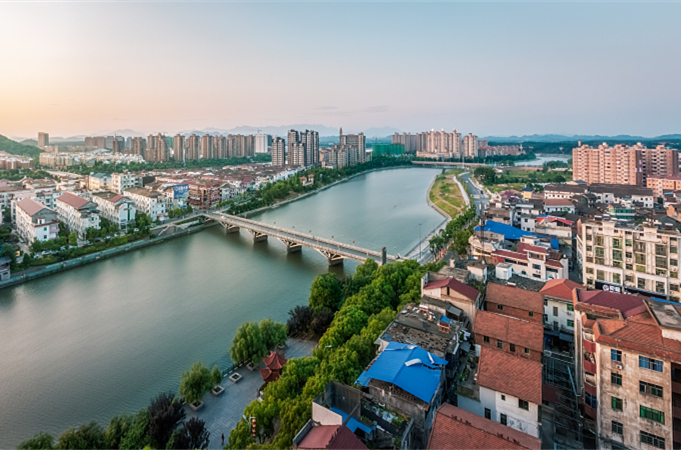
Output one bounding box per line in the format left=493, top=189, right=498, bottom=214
left=184, top=338, right=317, bottom=449
left=459, top=172, right=489, bottom=216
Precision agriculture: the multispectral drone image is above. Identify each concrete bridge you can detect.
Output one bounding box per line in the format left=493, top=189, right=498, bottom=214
left=202, top=211, right=398, bottom=266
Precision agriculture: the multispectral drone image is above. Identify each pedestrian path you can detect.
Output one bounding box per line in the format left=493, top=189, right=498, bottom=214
left=184, top=338, right=317, bottom=449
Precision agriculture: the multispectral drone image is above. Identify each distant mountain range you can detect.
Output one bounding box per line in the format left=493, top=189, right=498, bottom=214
left=483, top=134, right=681, bottom=143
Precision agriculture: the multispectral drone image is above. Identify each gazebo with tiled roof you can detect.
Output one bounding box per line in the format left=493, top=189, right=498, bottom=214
left=259, top=350, right=287, bottom=385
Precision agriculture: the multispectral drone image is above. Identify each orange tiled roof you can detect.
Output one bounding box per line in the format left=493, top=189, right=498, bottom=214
left=486, top=283, right=544, bottom=314
left=427, top=404, right=541, bottom=450
left=477, top=347, right=543, bottom=405
left=473, top=310, right=544, bottom=352
left=540, top=279, right=584, bottom=301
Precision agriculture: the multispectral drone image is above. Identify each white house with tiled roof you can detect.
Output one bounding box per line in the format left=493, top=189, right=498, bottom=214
left=92, top=191, right=136, bottom=230
left=56, top=192, right=100, bottom=239
left=15, top=198, right=60, bottom=243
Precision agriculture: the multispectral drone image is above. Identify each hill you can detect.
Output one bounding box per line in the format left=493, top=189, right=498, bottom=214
left=0, top=134, right=43, bottom=159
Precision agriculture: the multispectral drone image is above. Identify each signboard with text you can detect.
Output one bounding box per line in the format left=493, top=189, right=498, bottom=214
left=595, top=281, right=661, bottom=299
left=174, top=184, right=189, bottom=200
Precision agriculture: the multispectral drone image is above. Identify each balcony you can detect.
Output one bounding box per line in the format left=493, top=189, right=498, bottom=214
left=584, top=359, right=597, bottom=374
left=584, top=404, right=597, bottom=419
left=584, top=339, right=596, bottom=353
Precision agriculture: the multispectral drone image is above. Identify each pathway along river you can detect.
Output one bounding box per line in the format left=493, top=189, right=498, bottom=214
left=0, top=167, right=443, bottom=447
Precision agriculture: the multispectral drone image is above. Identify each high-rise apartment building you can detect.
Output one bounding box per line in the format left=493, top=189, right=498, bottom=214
left=186, top=135, right=200, bottom=160
left=271, top=137, right=285, bottom=167
left=463, top=133, right=478, bottom=158
left=301, top=130, right=320, bottom=166
left=286, top=129, right=319, bottom=167
left=393, top=129, right=464, bottom=157
left=173, top=135, right=185, bottom=162
left=339, top=128, right=365, bottom=164
left=37, top=132, right=49, bottom=148
left=255, top=133, right=271, bottom=153
left=573, top=143, right=678, bottom=187
left=111, top=139, right=123, bottom=154
left=200, top=135, right=213, bottom=159
left=84, top=136, right=106, bottom=149
left=131, top=137, right=146, bottom=156
left=213, top=135, right=227, bottom=159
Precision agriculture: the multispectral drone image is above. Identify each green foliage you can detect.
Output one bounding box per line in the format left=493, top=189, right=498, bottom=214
left=179, top=362, right=212, bottom=405
left=104, top=414, right=132, bottom=450
left=260, top=319, right=287, bottom=351
left=286, top=305, right=313, bottom=336
left=0, top=225, right=12, bottom=245
left=18, top=432, right=54, bottom=450
left=310, top=309, right=334, bottom=336
left=56, top=422, right=105, bottom=450
left=308, top=273, right=343, bottom=312
left=0, top=134, right=43, bottom=158
left=118, top=409, right=151, bottom=450
left=210, top=365, right=222, bottom=387
left=230, top=322, right=268, bottom=366
left=148, top=391, right=186, bottom=448
left=473, top=166, right=496, bottom=183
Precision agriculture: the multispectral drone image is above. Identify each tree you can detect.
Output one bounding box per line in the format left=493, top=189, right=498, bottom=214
left=56, top=422, right=105, bottom=449
left=473, top=166, right=496, bottom=184
left=310, top=309, right=334, bottom=336
left=260, top=319, right=287, bottom=351
left=230, top=322, right=267, bottom=365
left=308, top=273, right=343, bottom=312
left=18, top=432, right=54, bottom=450
left=148, top=391, right=186, bottom=448
left=104, top=415, right=132, bottom=450
left=118, top=409, right=151, bottom=450
left=210, top=365, right=222, bottom=388
left=179, top=362, right=212, bottom=405
left=68, top=232, right=78, bottom=246
left=169, top=418, right=210, bottom=449
left=286, top=305, right=313, bottom=336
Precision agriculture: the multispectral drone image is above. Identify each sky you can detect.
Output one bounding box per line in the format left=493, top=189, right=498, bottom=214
left=1, top=2, right=681, bottom=138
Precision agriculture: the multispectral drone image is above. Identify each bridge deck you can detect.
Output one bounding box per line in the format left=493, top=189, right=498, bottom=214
left=203, top=212, right=398, bottom=264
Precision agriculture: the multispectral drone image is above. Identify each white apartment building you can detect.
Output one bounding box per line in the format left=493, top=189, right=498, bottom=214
left=55, top=192, right=101, bottom=240
left=578, top=219, right=681, bottom=299
left=111, top=172, right=142, bottom=194
left=124, top=187, right=166, bottom=219
left=14, top=198, right=60, bottom=243
left=91, top=191, right=136, bottom=230
left=87, top=173, right=111, bottom=191
left=254, top=133, right=270, bottom=154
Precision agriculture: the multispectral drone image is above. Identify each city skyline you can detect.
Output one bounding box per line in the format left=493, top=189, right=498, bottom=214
left=2, top=2, right=681, bottom=138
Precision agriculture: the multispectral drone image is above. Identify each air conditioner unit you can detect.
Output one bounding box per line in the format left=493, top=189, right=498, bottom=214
left=615, top=363, right=624, bottom=370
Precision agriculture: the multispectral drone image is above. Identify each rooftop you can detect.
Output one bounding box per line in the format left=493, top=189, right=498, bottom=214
left=485, top=283, right=544, bottom=314
left=423, top=277, right=480, bottom=301
left=540, top=279, right=584, bottom=302
left=476, top=347, right=543, bottom=405
left=16, top=198, right=52, bottom=216
left=57, top=191, right=91, bottom=209
left=427, top=404, right=541, bottom=450
left=577, top=290, right=647, bottom=319
left=296, top=424, right=367, bottom=450
left=473, top=310, right=544, bottom=353
left=475, top=221, right=535, bottom=241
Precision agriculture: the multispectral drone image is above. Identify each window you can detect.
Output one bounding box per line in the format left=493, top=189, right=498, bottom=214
left=626, top=239, right=632, bottom=247
left=553, top=306, right=558, bottom=316
left=640, top=381, right=663, bottom=398
left=626, top=274, right=634, bottom=282
left=611, top=396, right=623, bottom=411
left=611, top=349, right=622, bottom=362
left=672, top=284, right=680, bottom=292
left=636, top=242, right=646, bottom=253
left=585, top=392, right=598, bottom=408
left=636, top=253, right=646, bottom=265
left=524, top=348, right=530, bottom=355
left=673, top=259, right=679, bottom=266
left=626, top=251, right=633, bottom=258
left=596, top=247, right=605, bottom=258
left=501, top=394, right=506, bottom=401
left=611, top=373, right=622, bottom=386
left=497, top=304, right=503, bottom=310
left=613, top=250, right=623, bottom=261
left=483, top=336, right=490, bottom=343
left=657, top=256, right=668, bottom=269
left=567, top=304, right=574, bottom=312
left=640, top=405, right=665, bottom=424
left=657, top=282, right=666, bottom=294
left=613, top=238, right=622, bottom=249
left=500, top=414, right=507, bottom=426
left=656, top=244, right=667, bottom=256
left=641, top=431, right=665, bottom=449
left=596, top=236, right=604, bottom=246
left=497, top=340, right=503, bottom=349
left=640, top=356, right=664, bottom=372
left=519, top=399, right=529, bottom=410
left=613, top=273, right=621, bottom=284
left=597, top=270, right=605, bottom=281
left=586, top=267, right=594, bottom=274
left=567, top=319, right=574, bottom=328
left=533, top=264, right=541, bottom=270
left=638, top=278, right=647, bottom=289
left=510, top=343, right=516, bottom=352
left=612, top=421, right=623, bottom=435
left=484, top=408, right=491, bottom=420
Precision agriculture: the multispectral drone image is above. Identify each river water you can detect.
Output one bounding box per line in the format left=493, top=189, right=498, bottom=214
left=0, top=167, right=443, bottom=447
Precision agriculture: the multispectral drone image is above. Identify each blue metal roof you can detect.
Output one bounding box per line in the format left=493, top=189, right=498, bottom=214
left=330, top=407, right=374, bottom=434
left=474, top=220, right=535, bottom=240
left=356, top=341, right=447, bottom=403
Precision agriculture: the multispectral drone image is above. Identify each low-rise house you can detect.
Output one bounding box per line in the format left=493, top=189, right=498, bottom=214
left=490, top=235, right=568, bottom=282
left=473, top=310, right=543, bottom=362
left=55, top=192, right=101, bottom=239
left=188, top=181, right=220, bottom=209
left=356, top=341, right=448, bottom=447
left=91, top=191, right=136, bottom=230
left=427, top=403, right=541, bottom=450
left=540, top=279, right=583, bottom=352
left=543, top=199, right=575, bottom=214
left=457, top=347, right=543, bottom=439
left=87, top=173, right=111, bottom=191
left=124, top=187, right=166, bottom=219
left=421, top=272, right=481, bottom=323
left=15, top=198, right=59, bottom=243
left=111, top=172, right=142, bottom=194
left=544, top=184, right=587, bottom=199
left=534, top=216, right=574, bottom=241
left=589, top=183, right=655, bottom=209
left=484, top=283, right=544, bottom=324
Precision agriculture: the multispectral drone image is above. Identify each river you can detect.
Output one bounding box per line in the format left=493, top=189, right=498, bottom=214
left=0, top=167, right=443, bottom=447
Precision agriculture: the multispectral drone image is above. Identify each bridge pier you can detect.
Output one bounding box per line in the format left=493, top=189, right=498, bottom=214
left=223, top=224, right=240, bottom=233
left=279, top=239, right=302, bottom=253
left=317, top=249, right=344, bottom=266
left=250, top=231, right=268, bottom=242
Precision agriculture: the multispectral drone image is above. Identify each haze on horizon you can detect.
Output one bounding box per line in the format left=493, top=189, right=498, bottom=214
left=2, top=2, right=680, bottom=139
